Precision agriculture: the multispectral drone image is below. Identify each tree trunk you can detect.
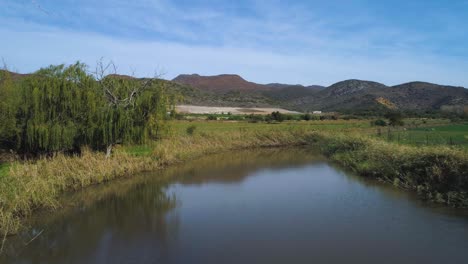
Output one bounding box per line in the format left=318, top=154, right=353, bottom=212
left=105, top=144, right=113, bottom=159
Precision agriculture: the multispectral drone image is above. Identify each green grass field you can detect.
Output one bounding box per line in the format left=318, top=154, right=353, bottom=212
left=123, top=119, right=372, bottom=156
left=170, top=119, right=372, bottom=135
left=374, top=123, right=468, bottom=148
left=124, top=118, right=467, bottom=156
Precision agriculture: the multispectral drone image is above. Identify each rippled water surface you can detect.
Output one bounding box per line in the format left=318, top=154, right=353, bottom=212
left=3, top=148, right=468, bottom=264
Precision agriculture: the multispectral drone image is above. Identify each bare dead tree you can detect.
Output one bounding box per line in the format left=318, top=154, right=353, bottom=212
left=93, top=59, right=162, bottom=108
left=92, top=58, right=164, bottom=158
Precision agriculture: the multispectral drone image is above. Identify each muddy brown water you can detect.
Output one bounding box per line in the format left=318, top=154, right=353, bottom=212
left=3, top=148, right=468, bottom=264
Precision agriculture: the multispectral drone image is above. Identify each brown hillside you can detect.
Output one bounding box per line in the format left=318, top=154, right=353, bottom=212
left=172, top=74, right=269, bottom=93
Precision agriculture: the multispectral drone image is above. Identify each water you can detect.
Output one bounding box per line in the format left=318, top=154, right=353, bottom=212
left=3, top=148, right=468, bottom=264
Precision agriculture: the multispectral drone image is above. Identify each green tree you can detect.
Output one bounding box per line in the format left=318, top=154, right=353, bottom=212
left=0, top=69, right=20, bottom=149
left=270, top=111, right=285, bottom=122
left=2, top=61, right=173, bottom=156
left=373, top=119, right=388, bottom=126
left=16, top=63, right=97, bottom=154
left=385, top=112, right=405, bottom=126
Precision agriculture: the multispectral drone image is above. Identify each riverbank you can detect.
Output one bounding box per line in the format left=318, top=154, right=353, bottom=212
left=1, top=123, right=467, bottom=237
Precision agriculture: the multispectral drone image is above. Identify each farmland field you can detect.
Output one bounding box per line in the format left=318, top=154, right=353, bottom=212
left=375, top=123, right=468, bottom=148
left=170, top=119, right=371, bottom=135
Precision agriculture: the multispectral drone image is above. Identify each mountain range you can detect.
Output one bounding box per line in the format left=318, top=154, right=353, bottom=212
left=173, top=74, right=468, bottom=113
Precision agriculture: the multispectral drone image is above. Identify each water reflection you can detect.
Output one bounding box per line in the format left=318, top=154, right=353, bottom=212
left=3, top=148, right=323, bottom=262
left=3, top=147, right=468, bottom=264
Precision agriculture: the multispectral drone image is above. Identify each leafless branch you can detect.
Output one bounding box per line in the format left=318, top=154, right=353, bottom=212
left=31, top=0, right=50, bottom=15
left=24, top=229, right=44, bottom=246
left=93, top=58, right=162, bottom=108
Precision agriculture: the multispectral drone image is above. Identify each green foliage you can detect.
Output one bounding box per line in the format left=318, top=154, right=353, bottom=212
left=385, top=112, right=405, bottom=126
left=15, top=63, right=96, bottom=153
left=206, top=115, right=217, bottom=120
left=186, top=125, right=197, bottom=135
left=170, top=109, right=185, bottom=120
left=380, top=123, right=468, bottom=148
left=320, top=133, right=468, bottom=206
left=0, top=62, right=173, bottom=155
left=302, top=113, right=312, bottom=121
left=123, top=145, right=154, bottom=157
left=0, top=70, right=20, bottom=149
left=270, top=111, right=285, bottom=122
left=247, top=114, right=265, bottom=123
left=372, top=119, right=388, bottom=126
left=0, top=163, right=9, bottom=178
left=227, top=115, right=244, bottom=121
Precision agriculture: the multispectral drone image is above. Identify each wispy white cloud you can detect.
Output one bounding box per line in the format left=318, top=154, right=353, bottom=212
left=1, top=0, right=467, bottom=86
left=1, top=22, right=467, bottom=87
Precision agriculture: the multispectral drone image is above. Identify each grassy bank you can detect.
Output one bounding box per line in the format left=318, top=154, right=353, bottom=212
left=0, top=128, right=311, bottom=236
left=1, top=120, right=467, bottom=237
left=317, top=133, right=468, bottom=206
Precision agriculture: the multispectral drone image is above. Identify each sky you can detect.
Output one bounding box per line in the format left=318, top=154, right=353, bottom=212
left=1, top=0, right=468, bottom=86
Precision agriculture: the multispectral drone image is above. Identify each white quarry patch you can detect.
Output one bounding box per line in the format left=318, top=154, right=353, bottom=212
left=176, top=105, right=301, bottom=115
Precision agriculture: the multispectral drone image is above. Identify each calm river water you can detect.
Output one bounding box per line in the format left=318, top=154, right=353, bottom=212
left=3, top=148, right=468, bottom=264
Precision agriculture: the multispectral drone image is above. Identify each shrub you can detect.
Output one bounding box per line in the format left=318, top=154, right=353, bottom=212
left=385, top=112, right=405, bottom=126
left=186, top=125, right=197, bottom=135
left=373, top=119, right=388, bottom=126
left=247, top=114, right=265, bottom=123
left=270, top=111, right=285, bottom=122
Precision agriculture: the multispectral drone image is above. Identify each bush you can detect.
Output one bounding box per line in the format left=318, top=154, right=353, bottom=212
left=385, top=112, right=405, bottom=126
left=207, top=115, right=217, bottom=120
left=373, top=119, right=388, bottom=126
left=247, top=114, right=265, bottom=123
left=227, top=115, right=244, bottom=121
left=270, top=111, right=285, bottom=122
left=186, top=125, right=197, bottom=135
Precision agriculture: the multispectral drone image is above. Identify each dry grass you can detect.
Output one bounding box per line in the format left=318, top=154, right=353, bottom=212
left=1, top=123, right=467, bottom=238
left=0, top=128, right=312, bottom=236
left=317, top=132, right=468, bottom=205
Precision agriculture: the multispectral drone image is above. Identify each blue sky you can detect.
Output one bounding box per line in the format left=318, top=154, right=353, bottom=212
left=1, top=0, right=468, bottom=86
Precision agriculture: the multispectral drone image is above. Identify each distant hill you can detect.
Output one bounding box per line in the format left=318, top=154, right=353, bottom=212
left=290, top=79, right=468, bottom=112
left=171, top=74, right=468, bottom=113
left=173, top=74, right=268, bottom=93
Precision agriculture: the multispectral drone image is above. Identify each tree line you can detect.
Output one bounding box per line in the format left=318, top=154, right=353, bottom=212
left=0, top=62, right=174, bottom=157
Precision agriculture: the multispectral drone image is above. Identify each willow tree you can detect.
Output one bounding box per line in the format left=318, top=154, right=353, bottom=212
left=4, top=61, right=172, bottom=156
left=0, top=69, right=19, bottom=149
left=93, top=61, right=172, bottom=157
left=15, top=63, right=98, bottom=154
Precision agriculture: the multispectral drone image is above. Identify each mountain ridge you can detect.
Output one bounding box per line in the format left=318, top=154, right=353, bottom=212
left=172, top=74, right=468, bottom=112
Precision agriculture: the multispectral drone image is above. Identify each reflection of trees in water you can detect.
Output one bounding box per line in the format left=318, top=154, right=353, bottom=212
left=3, top=183, right=177, bottom=263
left=162, top=147, right=326, bottom=185
left=3, top=147, right=326, bottom=262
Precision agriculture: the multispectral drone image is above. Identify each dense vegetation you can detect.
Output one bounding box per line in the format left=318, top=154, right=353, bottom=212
left=0, top=63, right=173, bottom=156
